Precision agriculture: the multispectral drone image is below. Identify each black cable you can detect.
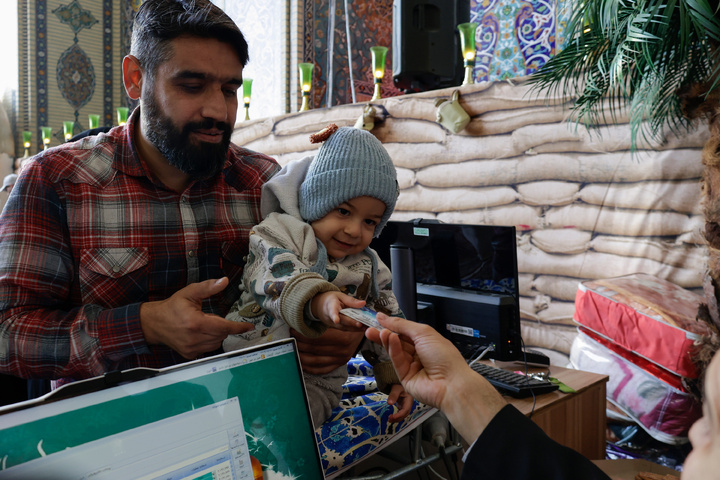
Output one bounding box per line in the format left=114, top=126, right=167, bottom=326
left=439, top=445, right=459, bottom=480
left=453, top=450, right=461, bottom=479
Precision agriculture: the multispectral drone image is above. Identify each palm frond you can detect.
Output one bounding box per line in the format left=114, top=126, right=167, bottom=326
left=528, top=0, right=720, bottom=150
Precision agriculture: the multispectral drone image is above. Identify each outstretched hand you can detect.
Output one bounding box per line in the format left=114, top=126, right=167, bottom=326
left=311, top=291, right=368, bottom=331
left=140, top=277, right=253, bottom=359
left=366, top=313, right=507, bottom=444
left=386, top=384, right=414, bottom=423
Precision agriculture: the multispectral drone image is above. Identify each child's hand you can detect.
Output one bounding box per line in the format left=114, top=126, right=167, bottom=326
left=387, top=384, right=414, bottom=423
left=311, top=291, right=367, bottom=331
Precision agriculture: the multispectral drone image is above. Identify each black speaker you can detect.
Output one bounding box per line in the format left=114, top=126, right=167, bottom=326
left=392, top=0, right=471, bottom=93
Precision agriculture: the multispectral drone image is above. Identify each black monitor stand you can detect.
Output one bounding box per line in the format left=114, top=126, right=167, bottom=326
left=390, top=244, right=417, bottom=320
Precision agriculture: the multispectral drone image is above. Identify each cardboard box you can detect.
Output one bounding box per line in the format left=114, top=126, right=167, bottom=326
left=593, top=459, right=680, bottom=479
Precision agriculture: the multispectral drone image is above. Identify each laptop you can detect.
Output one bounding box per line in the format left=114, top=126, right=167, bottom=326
left=0, top=339, right=325, bottom=479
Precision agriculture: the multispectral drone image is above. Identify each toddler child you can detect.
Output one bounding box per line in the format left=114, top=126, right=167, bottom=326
left=223, top=125, right=413, bottom=427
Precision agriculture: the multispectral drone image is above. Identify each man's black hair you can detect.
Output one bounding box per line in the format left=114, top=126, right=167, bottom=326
left=130, top=0, right=249, bottom=79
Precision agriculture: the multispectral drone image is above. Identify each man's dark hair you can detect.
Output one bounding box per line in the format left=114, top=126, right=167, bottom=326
left=130, top=0, right=249, bottom=79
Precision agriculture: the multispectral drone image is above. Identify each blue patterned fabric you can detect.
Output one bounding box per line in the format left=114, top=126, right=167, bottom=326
left=316, top=358, right=436, bottom=477
left=347, top=356, right=373, bottom=375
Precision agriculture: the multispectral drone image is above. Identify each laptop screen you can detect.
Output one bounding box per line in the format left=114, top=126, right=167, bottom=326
left=0, top=339, right=324, bottom=480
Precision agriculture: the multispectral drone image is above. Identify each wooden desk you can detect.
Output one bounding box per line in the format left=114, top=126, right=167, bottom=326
left=334, top=363, right=608, bottom=479
left=488, top=361, right=609, bottom=460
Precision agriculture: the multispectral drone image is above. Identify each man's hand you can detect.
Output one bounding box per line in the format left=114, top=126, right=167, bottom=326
left=140, top=277, right=253, bottom=359
left=291, top=327, right=365, bottom=375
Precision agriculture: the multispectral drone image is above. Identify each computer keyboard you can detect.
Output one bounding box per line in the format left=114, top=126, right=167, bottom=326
left=469, top=362, right=559, bottom=398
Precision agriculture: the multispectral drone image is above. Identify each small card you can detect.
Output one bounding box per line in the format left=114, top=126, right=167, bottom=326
left=340, top=306, right=383, bottom=330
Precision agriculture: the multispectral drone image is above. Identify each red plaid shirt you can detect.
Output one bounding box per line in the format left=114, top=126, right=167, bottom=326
left=0, top=109, right=279, bottom=380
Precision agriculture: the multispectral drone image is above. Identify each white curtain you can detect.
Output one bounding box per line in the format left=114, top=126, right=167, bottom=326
left=214, top=0, right=300, bottom=121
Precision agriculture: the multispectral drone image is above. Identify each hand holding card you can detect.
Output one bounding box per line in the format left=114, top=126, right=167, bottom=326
left=340, top=306, right=384, bottom=330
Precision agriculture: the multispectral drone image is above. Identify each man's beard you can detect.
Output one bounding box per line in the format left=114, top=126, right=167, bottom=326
left=142, top=94, right=232, bottom=180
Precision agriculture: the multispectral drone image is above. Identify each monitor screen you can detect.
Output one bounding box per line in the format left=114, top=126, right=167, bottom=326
left=371, top=220, right=521, bottom=361
left=371, top=220, right=518, bottom=298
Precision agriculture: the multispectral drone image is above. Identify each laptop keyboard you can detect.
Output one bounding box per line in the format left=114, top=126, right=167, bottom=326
left=469, top=362, right=559, bottom=398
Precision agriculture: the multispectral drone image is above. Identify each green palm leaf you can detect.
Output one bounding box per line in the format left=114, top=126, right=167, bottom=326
left=529, top=0, right=720, bottom=149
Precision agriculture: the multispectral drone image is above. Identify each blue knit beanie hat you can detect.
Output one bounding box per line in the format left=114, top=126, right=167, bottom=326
left=299, top=125, right=398, bottom=237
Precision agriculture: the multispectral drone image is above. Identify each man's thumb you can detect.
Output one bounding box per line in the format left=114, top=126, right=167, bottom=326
left=210, top=277, right=229, bottom=292
left=189, top=277, right=229, bottom=301
left=227, top=320, right=254, bottom=335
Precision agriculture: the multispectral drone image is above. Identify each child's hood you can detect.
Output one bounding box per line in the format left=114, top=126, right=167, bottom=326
left=259, top=155, right=313, bottom=221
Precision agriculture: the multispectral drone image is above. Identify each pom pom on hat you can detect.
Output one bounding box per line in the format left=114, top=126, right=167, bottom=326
left=300, top=126, right=398, bottom=236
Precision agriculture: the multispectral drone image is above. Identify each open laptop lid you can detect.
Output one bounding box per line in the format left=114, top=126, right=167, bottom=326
left=0, top=338, right=325, bottom=480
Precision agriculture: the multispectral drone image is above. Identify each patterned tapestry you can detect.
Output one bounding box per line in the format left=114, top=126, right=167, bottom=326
left=16, top=0, right=135, bottom=157
left=304, top=0, right=402, bottom=110
left=15, top=0, right=574, bottom=156
left=305, top=0, right=572, bottom=108
left=470, top=0, right=571, bottom=82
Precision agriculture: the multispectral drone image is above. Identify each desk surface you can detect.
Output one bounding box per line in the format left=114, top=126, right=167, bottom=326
left=486, top=360, right=609, bottom=459
left=490, top=361, right=608, bottom=413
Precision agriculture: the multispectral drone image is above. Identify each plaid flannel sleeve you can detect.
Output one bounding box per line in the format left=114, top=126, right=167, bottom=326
left=0, top=161, right=149, bottom=380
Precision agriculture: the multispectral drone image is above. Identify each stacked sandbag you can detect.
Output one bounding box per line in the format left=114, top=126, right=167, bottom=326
left=231, top=79, right=709, bottom=365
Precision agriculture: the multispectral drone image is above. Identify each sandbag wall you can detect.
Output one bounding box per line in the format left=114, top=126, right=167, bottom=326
left=231, top=79, right=709, bottom=365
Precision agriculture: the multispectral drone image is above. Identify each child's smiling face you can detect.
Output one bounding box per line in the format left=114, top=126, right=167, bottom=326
left=311, top=196, right=386, bottom=260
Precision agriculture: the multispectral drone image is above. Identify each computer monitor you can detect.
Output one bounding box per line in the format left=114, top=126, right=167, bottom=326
left=0, top=339, right=325, bottom=479
left=371, top=219, right=522, bottom=361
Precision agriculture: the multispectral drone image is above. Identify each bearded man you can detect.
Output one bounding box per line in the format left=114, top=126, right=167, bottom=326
left=0, top=0, right=365, bottom=386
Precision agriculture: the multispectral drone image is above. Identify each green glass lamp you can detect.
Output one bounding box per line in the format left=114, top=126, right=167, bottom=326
left=458, top=22, right=478, bottom=85
left=117, top=107, right=129, bottom=126
left=298, top=63, right=314, bottom=112
left=88, top=114, right=100, bottom=129
left=41, top=126, right=52, bottom=150
left=370, top=46, right=388, bottom=101
left=63, top=121, right=74, bottom=141
left=22, top=131, right=31, bottom=158
left=242, top=78, right=253, bottom=121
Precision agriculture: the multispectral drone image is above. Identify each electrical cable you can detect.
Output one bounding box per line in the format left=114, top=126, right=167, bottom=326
left=451, top=448, right=461, bottom=479
left=464, top=343, right=487, bottom=364
left=420, top=445, right=449, bottom=480
left=467, top=344, right=493, bottom=368
left=428, top=464, right=450, bottom=480
left=439, top=445, right=459, bottom=480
